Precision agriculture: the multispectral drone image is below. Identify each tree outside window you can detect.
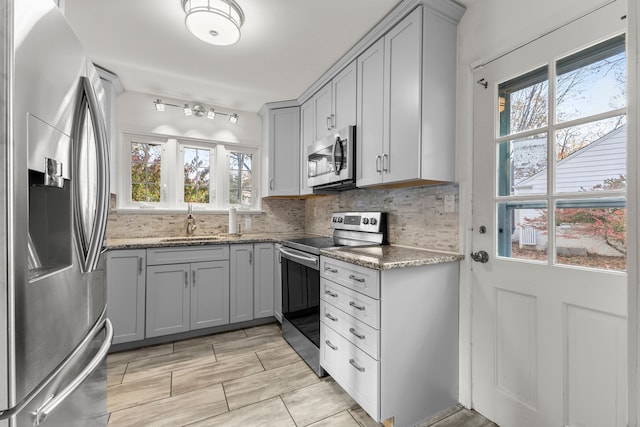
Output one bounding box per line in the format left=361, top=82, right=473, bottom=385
left=183, top=147, right=211, bottom=204
left=131, top=142, right=161, bottom=202
left=229, top=152, right=252, bottom=206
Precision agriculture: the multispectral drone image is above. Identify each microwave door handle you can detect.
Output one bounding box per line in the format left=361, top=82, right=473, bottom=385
left=332, top=137, right=344, bottom=176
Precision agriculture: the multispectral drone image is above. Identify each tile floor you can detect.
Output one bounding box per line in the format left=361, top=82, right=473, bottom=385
left=107, top=322, right=497, bottom=427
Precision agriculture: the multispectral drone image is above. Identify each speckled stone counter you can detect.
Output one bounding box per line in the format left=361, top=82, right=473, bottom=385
left=320, top=245, right=463, bottom=270
left=106, top=233, right=314, bottom=250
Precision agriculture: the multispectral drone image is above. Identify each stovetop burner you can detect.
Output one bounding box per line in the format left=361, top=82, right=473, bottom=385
left=281, top=212, right=388, bottom=255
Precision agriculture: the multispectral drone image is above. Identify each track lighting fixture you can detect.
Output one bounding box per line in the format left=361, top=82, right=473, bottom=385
left=153, top=99, right=239, bottom=124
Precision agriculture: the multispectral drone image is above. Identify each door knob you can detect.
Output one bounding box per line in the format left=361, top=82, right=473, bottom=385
left=471, top=250, right=489, bottom=263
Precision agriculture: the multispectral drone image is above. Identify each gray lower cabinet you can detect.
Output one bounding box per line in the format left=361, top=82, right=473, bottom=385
left=253, top=243, right=275, bottom=319
left=230, top=244, right=254, bottom=323
left=274, top=243, right=283, bottom=323
left=106, top=249, right=146, bottom=344
left=146, top=261, right=231, bottom=338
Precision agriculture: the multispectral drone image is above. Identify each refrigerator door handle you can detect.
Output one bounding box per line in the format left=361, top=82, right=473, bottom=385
left=35, top=318, right=113, bottom=425
left=72, top=76, right=110, bottom=273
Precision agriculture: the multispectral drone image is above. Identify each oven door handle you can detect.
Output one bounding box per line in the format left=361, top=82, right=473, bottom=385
left=278, top=247, right=319, bottom=265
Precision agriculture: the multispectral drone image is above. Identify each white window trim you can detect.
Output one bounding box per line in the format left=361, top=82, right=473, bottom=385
left=118, top=132, right=261, bottom=212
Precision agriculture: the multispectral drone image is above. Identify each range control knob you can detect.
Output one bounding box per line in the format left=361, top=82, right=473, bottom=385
left=370, top=218, right=377, bottom=226
left=332, top=217, right=337, bottom=223
left=338, top=217, right=343, bottom=223
left=362, top=218, right=369, bottom=225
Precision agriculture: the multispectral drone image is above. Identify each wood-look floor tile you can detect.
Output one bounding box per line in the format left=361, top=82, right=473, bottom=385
left=122, top=346, right=215, bottom=383
left=173, top=329, right=248, bottom=353
left=224, top=361, right=320, bottom=410
left=243, top=322, right=281, bottom=338
left=214, top=333, right=288, bottom=360
left=348, top=407, right=383, bottom=427
left=427, top=409, right=498, bottom=427
left=107, top=363, right=127, bottom=387
left=186, top=396, right=296, bottom=427
left=107, top=374, right=171, bottom=413
left=306, top=411, right=361, bottom=427
left=255, top=343, right=302, bottom=370
left=172, top=353, right=264, bottom=395
left=108, top=383, right=228, bottom=427
left=107, top=343, right=174, bottom=366
left=282, top=378, right=358, bottom=426
left=417, top=405, right=465, bottom=427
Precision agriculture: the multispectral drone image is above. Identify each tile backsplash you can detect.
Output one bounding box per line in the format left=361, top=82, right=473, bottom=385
left=107, top=183, right=459, bottom=253
left=305, top=183, right=459, bottom=253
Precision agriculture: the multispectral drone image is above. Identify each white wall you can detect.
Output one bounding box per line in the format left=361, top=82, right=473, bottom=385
left=117, top=91, right=262, bottom=147
left=455, top=0, right=620, bottom=409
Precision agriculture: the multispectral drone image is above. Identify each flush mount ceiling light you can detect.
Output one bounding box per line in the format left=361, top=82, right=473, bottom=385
left=154, top=99, right=239, bottom=124
left=182, top=0, right=245, bottom=46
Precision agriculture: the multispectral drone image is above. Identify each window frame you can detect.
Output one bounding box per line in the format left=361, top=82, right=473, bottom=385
left=118, top=132, right=261, bottom=212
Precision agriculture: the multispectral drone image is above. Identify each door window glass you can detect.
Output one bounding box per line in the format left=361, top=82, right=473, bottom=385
left=496, top=35, right=626, bottom=271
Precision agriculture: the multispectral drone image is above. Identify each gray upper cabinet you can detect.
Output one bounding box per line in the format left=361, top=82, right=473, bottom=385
left=253, top=243, right=275, bottom=319
left=106, top=249, right=146, bottom=344
left=146, top=263, right=191, bottom=338
left=230, top=244, right=254, bottom=323
left=313, top=61, right=357, bottom=142
left=299, top=99, right=315, bottom=195
left=191, top=261, right=230, bottom=330
left=260, top=105, right=301, bottom=197
left=357, top=5, right=458, bottom=187
left=357, top=7, right=422, bottom=187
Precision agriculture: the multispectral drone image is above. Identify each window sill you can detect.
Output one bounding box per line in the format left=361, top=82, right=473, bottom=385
left=113, top=207, right=264, bottom=215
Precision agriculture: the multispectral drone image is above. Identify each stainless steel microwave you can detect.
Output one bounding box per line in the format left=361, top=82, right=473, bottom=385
left=307, top=126, right=355, bottom=192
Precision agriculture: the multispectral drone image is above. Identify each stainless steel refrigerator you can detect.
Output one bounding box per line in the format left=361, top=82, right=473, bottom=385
left=0, top=0, right=112, bottom=425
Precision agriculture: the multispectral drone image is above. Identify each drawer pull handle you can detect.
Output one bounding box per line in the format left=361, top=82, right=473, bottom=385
left=349, top=358, right=365, bottom=372
left=349, top=301, right=365, bottom=311
left=325, top=267, right=338, bottom=273
left=325, top=290, right=338, bottom=298
left=349, top=328, right=365, bottom=340
left=325, top=340, right=338, bottom=351
left=325, top=313, right=338, bottom=322
left=349, top=274, right=365, bottom=283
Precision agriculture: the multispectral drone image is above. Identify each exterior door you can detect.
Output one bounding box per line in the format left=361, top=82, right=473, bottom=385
left=471, top=2, right=628, bottom=426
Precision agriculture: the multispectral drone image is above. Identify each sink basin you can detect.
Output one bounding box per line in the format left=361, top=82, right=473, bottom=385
left=160, top=236, right=221, bottom=243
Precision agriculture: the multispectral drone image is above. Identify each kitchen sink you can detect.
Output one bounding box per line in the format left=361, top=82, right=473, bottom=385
left=159, top=236, right=222, bottom=243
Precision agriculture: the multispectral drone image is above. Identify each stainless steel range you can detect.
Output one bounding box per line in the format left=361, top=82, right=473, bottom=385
left=279, top=212, right=387, bottom=376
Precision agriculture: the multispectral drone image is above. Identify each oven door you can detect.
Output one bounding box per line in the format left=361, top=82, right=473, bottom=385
left=307, top=126, right=354, bottom=188
left=279, top=246, right=325, bottom=376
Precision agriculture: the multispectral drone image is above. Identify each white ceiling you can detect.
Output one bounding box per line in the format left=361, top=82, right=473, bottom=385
left=63, top=0, right=422, bottom=113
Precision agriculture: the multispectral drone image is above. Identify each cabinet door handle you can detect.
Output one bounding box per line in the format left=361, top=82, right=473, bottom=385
left=349, top=358, right=365, bottom=372
left=348, top=274, right=365, bottom=283
left=349, top=328, right=365, bottom=340
left=249, top=250, right=252, bottom=265
left=375, top=155, right=382, bottom=173
left=382, top=154, right=389, bottom=172
left=192, top=270, right=196, bottom=287
left=349, top=301, right=365, bottom=311
left=325, top=313, right=338, bottom=322
left=184, top=271, right=188, bottom=288
left=269, top=179, right=274, bottom=190
left=326, top=116, right=331, bottom=131
left=324, top=290, right=338, bottom=298
left=331, top=114, right=335, bottom=129
left=138, top=257, right=143, bottom=274
left=325, top=340, right=338, bottom=351
left=324, top=266, right=338, bottom=273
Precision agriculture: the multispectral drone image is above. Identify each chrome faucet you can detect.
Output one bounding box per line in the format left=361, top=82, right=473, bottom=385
left=186, top=203, right=197, bottom=236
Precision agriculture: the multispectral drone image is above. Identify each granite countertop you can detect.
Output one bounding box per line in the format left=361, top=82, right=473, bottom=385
left=106, top=233, right=311, bottom=250
left=107, top=235, right=463, bottom=269
left=320, top=245, right=464, bottom=270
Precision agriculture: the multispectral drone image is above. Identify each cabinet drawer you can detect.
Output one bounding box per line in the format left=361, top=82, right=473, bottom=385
left=147, top=245, right=230, bottom=265
left=320, top=257, right=379, bottom=299
left=321, top=278, right=379, bottom=329
left=321, top=300, right=379, bottom=359
left=320, top=323, right=379, bottom=420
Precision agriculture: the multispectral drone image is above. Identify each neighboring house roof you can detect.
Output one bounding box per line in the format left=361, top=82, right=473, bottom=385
left=514, top=124, right=626, bottom=194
